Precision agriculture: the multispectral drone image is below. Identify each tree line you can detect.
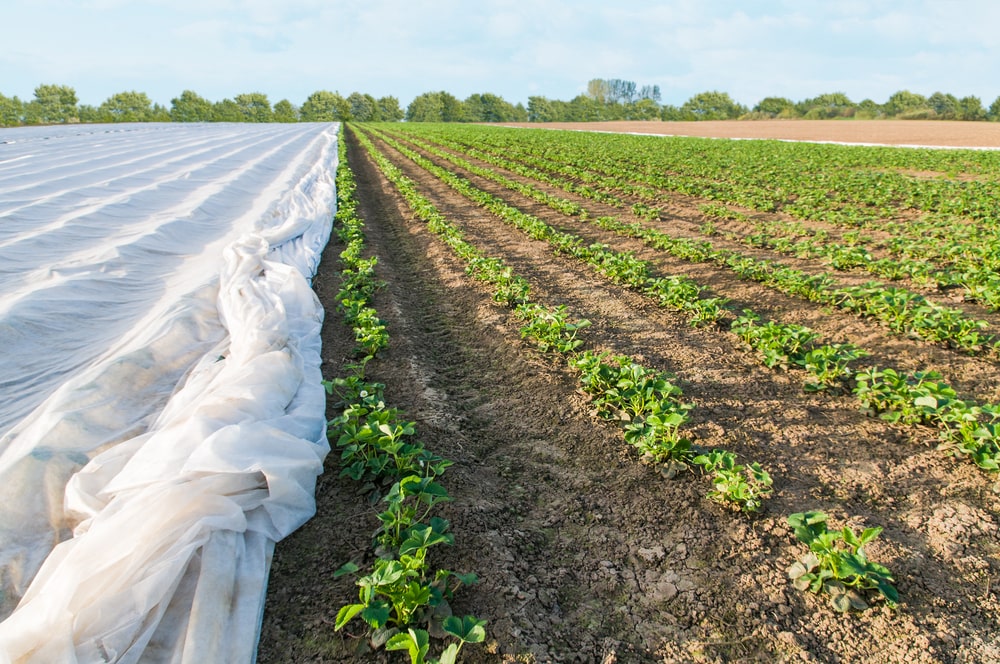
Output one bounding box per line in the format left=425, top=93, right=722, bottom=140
left=5, top=80, right=1000, bottom=127
left=0, top=85, right=404, bottom=127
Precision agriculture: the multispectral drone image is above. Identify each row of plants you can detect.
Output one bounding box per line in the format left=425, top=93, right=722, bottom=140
left=854, top=367, right=1000, bottom=473
left=394, top=122, right=1000, bottom=230
left=325, top=126, right=486, bottom=663
left=389, top=124, right=984, bottom=305
left=353, top=124, right=902, bottom=612
left=491, top=124, right=1000, bottom=313
left=700, top=203, right=1000, bottom=313
left=382, top=125, right=997, bottom=355
left=364, top=124, right=1000, bottom=484
left=352, top=124, right=773, bottom=514
left=419, top=125, right=991, bottom=294
left=440, top=128, right=1000, bottom=314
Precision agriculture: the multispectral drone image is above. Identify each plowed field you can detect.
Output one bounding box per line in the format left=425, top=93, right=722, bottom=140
left=257, top=123, right=1000, bottom=664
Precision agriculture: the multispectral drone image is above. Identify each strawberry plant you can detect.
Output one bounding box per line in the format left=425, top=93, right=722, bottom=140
left=802, top=343, right=868, bottom=392
left=786, top=511, right=899, bottom=612
left=515, top=303, right=590, bottom=354
left=693, top=451, right=773, bottom=513
left=326, top=126, right=486, bottom=656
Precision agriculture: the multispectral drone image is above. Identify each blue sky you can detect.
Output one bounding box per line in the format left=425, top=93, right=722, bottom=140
left=4, top=0, right=1000, bottom=109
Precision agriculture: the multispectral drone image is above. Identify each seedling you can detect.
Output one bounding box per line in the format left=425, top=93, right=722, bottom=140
left=786, top=511, right=899, bottom=612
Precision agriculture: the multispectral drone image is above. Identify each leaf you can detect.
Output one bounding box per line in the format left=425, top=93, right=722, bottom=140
left=913, top=395, right=940, bottom=409
left=858, top=526, right=883, bottom=546
left=333, top=561, right=360, bottom=578
left=438, top=643, right=461, bottom=664
left=443, top=615, right=488, bottom=644
left=386, top=629, right=429, bottom=664
left=847, top=591, right=869, bottom=611
left=361, top=601, right=392, bottom=629
left=792, top=575, right=813, bottom=592
left=334, top=603, right=365, bottom=631
left=787, top=562, right=809, bottom=580
left=830, top=592, right=852, bottom=613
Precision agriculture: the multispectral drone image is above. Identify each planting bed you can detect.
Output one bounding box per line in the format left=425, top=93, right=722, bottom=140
left=258, top=123, right=1000, bottom=663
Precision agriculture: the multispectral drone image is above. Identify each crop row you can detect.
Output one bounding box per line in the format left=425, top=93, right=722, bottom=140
left=381, top=125, right=997, bottom=356
left=353, top=124, right=775, bottom=513
left=353, top=125, right=905, bottom=612
left=324, top=127, right=486, bottom=663
left=362, top=125, right=1000, bottom=479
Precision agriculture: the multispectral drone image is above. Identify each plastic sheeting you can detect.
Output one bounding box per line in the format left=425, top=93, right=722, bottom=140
left=0, top=122, right=337, bottom=662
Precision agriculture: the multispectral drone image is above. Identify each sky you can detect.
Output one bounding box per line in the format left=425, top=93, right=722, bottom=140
left=4, top=0, right=1000, bottom=110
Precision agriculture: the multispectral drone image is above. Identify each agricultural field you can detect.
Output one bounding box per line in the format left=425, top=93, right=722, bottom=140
left=258, top=123, right=1000, bottom=663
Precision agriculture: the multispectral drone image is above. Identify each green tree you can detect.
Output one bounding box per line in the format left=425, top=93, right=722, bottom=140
left=99, top=90, right=153, bottom=122
left=273, top=99, right=299, bottom=122
left=565, top=94, right=604, bottom=121
left=464, top=93, right=519, bottom=122
left=528, top=96, right=556, bottom=122
left=796, top=92, right=855, bottom=119
left=957, top=95, right=986, bottom=121
left=77, top=104, right=102, bottom=123
left=753, top=97, right=796, bottom=118
left=883, top=90, right=929, bottom=118
left=377, top=96, right=404, bottom=122
left=406, top=91, right=465, bottom=122
left=406, top=92, right=444, bottom=122
left=211, top=98, right=243, bottom=122
left=660, top=104, right=688, bottom=121
left=347, top=92, right=380, bottom=121
left=149, top=103, right=170, bottom=122
left=928, top=92, right=959, bottom=119
left=28, top=84, right=78, bottom=123
left=234, top=92, right=273, bottom=122
left=585, top=78, right=610, bottom=104
left=627, top=97, right=661, bottom=120
left=988, top=96, right=1000, bottom=121
left=856, top=99, right=883, bottom=119
left=0, top=93, right=24, bottom=126
left=300, top=90, right=349, bottom=121
left=440, top=92, right=465, bottom=122
left=681, top=91, right=746, bottom=120
left=170, top=90, right=213, bottom=122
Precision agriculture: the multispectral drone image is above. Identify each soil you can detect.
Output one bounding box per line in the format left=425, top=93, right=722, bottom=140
left=496, top=120, right=1000, bottom=149
left=256, top=123, right=1000, bottom=663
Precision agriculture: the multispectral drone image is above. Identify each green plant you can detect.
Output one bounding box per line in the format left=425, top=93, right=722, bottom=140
left=385, top=615, right=487, bottom=664
left=516, top=303, right=590, bottom=354
left=693, top=450, right=773, bottom=513
left=786, top=511, right=899, bottom=612
left=802, top=343, right=868, bottom=391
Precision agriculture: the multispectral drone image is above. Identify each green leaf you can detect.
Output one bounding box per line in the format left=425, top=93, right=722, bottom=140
left=443, top=615, right=488, bottom=644
left=386, top=629, right=430, bottom=664
left=438, top=643, right=461, bottom=664
left=334, top=603, right=365, bottom=631
left=333, top=561, right=359, bottom=578
left=361, top=601, right=392, bottom=629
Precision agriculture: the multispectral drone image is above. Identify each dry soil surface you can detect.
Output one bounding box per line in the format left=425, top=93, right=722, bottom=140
left=256, top=123, right=1000, bottom=663
left=498, top=120, right=1000, bottom=149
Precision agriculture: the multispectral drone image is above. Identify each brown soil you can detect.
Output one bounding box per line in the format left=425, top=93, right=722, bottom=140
left=256, top=125, right=1000, bottom=663
left=496, top=120, right=1000, bottom=149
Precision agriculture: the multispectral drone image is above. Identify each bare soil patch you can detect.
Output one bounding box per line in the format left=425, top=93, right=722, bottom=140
left=257, top=127, right=1000, bottom=663
left=496, top=120, right=1000, bottom=149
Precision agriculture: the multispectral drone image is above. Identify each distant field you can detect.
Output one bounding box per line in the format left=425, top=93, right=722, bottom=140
left=498, top=119, right=1000, bottom=148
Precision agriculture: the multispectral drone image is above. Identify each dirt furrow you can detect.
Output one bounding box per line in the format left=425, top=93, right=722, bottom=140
left=258, top=128, right=1000, bottom=664
left=382, top=130, right=1000, bottom=406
